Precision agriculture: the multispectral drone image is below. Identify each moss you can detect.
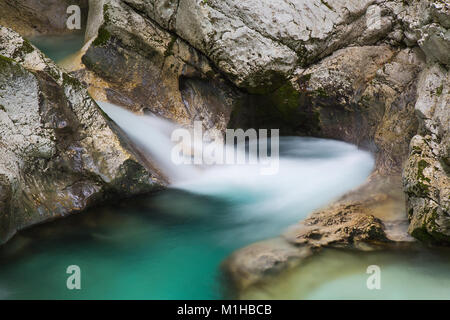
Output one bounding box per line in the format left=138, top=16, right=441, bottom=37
left=271, top=82, right=301, bottom=117
left=436, top=84, right=443, bottom=96
left=0, top=55, right=23, bottom=75
left=228, top=79, right=321, bottom=136
left=411, top=207, right=450, bottom=244
left=417, top=159, right=431, bottom=183
left=62, top=72, right=82, bottom=89
left=103, top=3, right=111, bottom=23
left=410, top=227, right=436, bottom=243
left=0, top=54, right=15, bottom=66
left=301, top=73, right=312, bottom=82
left=12, top=39, right=35, bottom=59
left=46, top=67, right=60, bottom=82
left=92, top=26, right=111, bottom=47
left=412, top=145, right=422, bottom=155
left=164, top=36, right=177, bottom=58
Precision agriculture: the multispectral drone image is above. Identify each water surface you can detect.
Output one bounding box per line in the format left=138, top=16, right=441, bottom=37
left=241, top=247, right=450, bottom=300
left=0, top=135, right=374, bottom=299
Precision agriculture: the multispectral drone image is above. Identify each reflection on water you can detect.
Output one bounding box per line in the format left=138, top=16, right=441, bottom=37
left=241, top=247, right=450, bottom=300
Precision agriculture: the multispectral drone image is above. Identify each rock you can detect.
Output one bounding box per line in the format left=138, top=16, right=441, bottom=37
left=0, top=26, right=166, bottom=244
left=396, top=0, right=450, bottom=66
left=403, top=63, right=450, bottom=243
left=285, top=206, right=389, bottom=248
left=72, top=0, right=239, bottom=132
left=418, top=23, right=450, bottom=66
left=283, top=175, right=415, bottom=247
left=285, top=46, right=423, bottom=174
left=0, top=0, right=89, bottom=37
left=232, top=45, right=424, bottom=173
left=221, top=238, right=313, bottom=292
left=223, top=175, right=413, bottom=295
left=125, top=0, right=397, bottom=92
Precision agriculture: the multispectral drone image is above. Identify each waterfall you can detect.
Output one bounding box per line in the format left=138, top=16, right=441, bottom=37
left=97, top=101, right=200, bottom=182
left=97, top=101, right=375, bottom=230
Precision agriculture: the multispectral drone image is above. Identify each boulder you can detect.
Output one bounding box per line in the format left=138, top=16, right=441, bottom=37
left=221, top=238, right=313, bottom=293
left=73, top=0, right=239, bottom=132
left=0, top=26, right=166, bottom=244
left=124, top=0, right=396, bottom=92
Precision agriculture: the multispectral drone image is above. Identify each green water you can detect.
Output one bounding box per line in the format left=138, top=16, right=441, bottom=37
left=29, top=34, right=85, bottom=63
left=0, top=137, right=376, bottom=299
left=242, top=248, right=450, bottom=300
left=0, top=191, right=232, bottom=299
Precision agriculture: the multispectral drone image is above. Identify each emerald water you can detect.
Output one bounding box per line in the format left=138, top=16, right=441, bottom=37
left=29, top=34, right=85, bottom=63
left=0, top=132, right=375, bottom=299
left=241, top=247, right=450, bottom=300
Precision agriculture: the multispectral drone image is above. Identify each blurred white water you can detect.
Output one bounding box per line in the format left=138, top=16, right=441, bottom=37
left=98, top=101, right=200, bottom=182
left=98, top=101, right=374, bottom=240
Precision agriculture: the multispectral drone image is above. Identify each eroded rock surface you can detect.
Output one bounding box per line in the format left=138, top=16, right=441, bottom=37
left=403, top=64, right=450, bottom=243
left=70, top=0, right=240, bottom=132
left=0, top=27, right=165, bottom=244
left=222, top=175, right=414, bottom=293
left=123, top=0, right=396, bottom=92
left=222, top=238, right=313, bottom=292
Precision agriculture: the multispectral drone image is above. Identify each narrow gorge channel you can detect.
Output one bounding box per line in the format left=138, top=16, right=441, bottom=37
left=0, top=0, right=449, bottom=301
left=1, top=36, right=449, bottom=300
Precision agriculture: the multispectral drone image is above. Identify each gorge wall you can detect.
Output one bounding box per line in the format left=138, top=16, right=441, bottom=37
left=0, top=26, right=165, bottom=244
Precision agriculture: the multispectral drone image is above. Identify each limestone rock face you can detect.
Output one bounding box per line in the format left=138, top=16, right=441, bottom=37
left=403, top=64, right=450, bottom=243
left=0, top=27, right=166, bottom=244
left=76, top=0, right=239, bottom=132
left=124, top=0, right=395, bottom=92
left=396, top=0, right=450, bottom=65
left=285, top=46, right=424, bottom=174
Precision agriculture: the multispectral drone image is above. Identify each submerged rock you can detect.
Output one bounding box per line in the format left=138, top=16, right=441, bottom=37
left=222, top=238, right=313, bottom=293
left=0, top=27, right=166, bottom=244
left=223, top=175, right=415, bottom=295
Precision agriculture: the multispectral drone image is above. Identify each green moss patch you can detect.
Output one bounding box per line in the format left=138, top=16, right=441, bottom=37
left=93, top=27, right=111, bottom=47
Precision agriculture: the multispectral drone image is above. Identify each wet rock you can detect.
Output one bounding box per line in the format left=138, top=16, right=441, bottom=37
left=222, top=238, right=313, bottom=292
left=0, top=26, right=166, bottom=244
left=285, top=207, right=389, bottom=248
left=282, top=174, right=416, bottom=248
left=223, top=174, right=416, bottom=294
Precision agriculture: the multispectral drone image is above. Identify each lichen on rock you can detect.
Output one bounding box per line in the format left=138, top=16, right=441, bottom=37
left=403, top=63, right=450, bottom=243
